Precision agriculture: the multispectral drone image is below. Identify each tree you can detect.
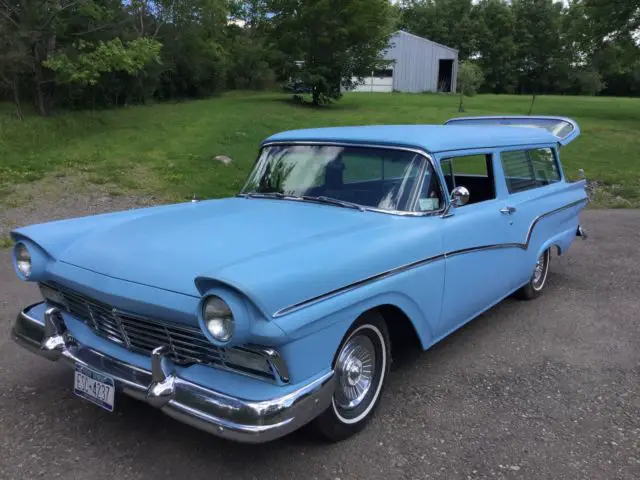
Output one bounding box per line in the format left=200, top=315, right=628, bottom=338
left=571, top=68, right=605, bottom=95
left=44, top=37, right=162, bottom=90
left=584, top=0, right=640, bottom=42
left=269, top=0, right=395, bottom=105
left=512, top=0, right=571, bottom=95
left=474, top=0, right=517, bottom=93
left=456, top=61, right=483, bottom=112
left=398, top=0, right=477, bottom=60
left=154, top=0, right=230, bottom=100
left=0, top=17, right=30, bottom=119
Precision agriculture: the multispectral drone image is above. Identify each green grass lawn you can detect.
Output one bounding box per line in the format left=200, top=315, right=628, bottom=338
left=1, top=92, right=639, bottom=206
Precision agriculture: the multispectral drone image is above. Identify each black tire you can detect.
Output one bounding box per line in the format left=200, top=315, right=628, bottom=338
left=515, top=248, right=551, bottom=300
left=311, top=311, right=391, bottom=442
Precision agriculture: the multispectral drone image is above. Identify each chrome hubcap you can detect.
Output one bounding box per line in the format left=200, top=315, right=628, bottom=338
left=334, top=335, right=375, bottom=410
left=532, top=251, right=548, bottom=289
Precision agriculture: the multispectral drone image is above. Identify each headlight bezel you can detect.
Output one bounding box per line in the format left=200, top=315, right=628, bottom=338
left=197, top=288, right=251, bottom=347
left=202, top=295, right=235, bottom=343
left=13, top=242, right=33, bottom=280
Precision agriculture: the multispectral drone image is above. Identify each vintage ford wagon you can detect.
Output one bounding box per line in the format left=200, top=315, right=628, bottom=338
left=11, top=116, right=588, bottom=443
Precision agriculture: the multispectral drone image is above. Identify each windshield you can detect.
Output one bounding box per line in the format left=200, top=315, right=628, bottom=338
left=241, top=144, right=429, bottom=212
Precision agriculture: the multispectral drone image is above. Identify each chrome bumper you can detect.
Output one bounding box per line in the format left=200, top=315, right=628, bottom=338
left=11, top=303, right=334, bottom=443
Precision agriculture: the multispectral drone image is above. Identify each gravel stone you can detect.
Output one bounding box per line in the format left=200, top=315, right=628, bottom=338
left=0, top=194, right=639, bottom=479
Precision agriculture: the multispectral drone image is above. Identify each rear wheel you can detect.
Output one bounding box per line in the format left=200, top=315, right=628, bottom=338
left=515, top=248, right=551, bottom=300
left=312, top=311, right=390, bottom=442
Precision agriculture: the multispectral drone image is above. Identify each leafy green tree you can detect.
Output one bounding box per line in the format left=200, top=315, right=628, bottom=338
left=398, top=0, right=477, bottom=60
left=456, top=61, right=483, bottom=112
left=512, top=0, right=571, bottom=95
left=154, top=0, right=230, bottom=99
left=474, top=0, right=517, bottom=93
left=584, top=0, right=640, bottom=42
left=44, top=38, right=162, bottom=86
left=226, top=32, right=277, bottom=90
left=571, top=68, right=605, bottom=95
left=269, top=0, right=395, bottom=105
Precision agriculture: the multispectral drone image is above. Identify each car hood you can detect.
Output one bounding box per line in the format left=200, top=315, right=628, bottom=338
left=16, top=198, right=429, bottom=316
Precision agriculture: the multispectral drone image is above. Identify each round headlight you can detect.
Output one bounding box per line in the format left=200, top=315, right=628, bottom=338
left=14, top=243, right=32, bottom=279
left=203, top=296, right=234, bottom=342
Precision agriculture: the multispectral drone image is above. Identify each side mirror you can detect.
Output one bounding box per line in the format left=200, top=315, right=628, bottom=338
left=450, top=186, right=470, bottom=207
left=442, top=186, right=470, bottom=217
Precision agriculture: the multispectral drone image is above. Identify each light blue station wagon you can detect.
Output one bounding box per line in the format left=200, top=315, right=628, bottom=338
left=11, top=116, right=588, bottom=443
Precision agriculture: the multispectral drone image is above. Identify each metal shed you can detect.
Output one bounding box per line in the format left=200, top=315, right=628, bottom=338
left=351, top=31, right=458, bottom=94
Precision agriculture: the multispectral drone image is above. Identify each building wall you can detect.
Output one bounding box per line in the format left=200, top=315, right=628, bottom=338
left=384, top=31, right=458, bottom=93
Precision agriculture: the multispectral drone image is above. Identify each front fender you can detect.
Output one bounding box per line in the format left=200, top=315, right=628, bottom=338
left=277, top=294, right=428, bottom=383
left=273, top=260, right=445, bottom=383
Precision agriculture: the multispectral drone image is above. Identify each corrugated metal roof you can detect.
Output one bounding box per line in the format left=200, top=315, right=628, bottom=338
left=392, top=30, right=458, bottom=54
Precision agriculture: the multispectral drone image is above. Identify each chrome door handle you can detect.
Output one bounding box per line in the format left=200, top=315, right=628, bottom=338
left=500, top=206, right=517, bottom=215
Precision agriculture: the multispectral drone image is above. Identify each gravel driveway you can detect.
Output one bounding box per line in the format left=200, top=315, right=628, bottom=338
left=0, top=199, right=638, bottom=480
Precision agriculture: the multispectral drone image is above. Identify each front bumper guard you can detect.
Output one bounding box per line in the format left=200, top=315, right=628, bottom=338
left=11, top=304, right=334, bottom=443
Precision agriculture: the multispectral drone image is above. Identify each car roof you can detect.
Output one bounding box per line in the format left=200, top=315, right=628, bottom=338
left=263, top=125, right=559, bottom=153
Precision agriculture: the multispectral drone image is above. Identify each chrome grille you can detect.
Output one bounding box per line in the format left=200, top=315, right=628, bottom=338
left=41, top=283, right=240, bottom=370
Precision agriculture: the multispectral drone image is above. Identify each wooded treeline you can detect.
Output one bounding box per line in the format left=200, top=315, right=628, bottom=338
left=0, top=0, right=638, bottom=117
left=399, top=0, right=640, bottom=97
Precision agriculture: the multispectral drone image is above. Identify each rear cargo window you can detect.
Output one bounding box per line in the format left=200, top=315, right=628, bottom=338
left=501, top=150, right=537, bottom=193
left=530, top=148, right=561, bottom=185
left=501, top=148, right=561, bottom=194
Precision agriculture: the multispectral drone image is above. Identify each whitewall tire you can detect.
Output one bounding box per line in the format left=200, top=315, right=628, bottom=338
left=515, top=248, right=551, bottom=300
left=312, top=311, right=390, bottom=442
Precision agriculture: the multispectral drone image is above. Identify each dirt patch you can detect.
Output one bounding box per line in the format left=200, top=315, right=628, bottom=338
left=0, top=172, right=165, bottom=240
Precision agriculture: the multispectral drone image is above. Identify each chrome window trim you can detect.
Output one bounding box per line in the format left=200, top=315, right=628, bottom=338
left=272, top=198, right=588, bottom=318
left=443, top=115, right=579, bottom=142
left=248, top=141, right=450, bottom=217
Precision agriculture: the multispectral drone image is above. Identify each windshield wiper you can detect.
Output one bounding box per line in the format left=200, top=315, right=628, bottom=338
left=300, top=195, right=365, bottom=211
left=238, top=192, right=300, bottom=200
left=239, top=192, right=365, bottom=211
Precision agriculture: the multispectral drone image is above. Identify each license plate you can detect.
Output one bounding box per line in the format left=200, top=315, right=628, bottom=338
left=74, top=365, right=115, bottom=412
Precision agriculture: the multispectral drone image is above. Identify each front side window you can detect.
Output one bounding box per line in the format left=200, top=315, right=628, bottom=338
left=242, top=144, right=438, bottom=212
left=439, top=153, right=496, bottom=205
left=501, top=148, right=561, bottom=194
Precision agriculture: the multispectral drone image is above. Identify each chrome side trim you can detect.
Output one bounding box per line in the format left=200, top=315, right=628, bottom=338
left=253, top=347, right=290, bottom=383
left=522, top=198, right=588, bottom=249
left=256, top=141, right=450, bottom=217
left=273, top=253, right=446, bottom=317
left=273, top=198, right=588, bottom=318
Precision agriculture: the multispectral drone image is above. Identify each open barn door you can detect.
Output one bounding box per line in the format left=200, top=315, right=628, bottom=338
left=444, top=116, right=580, bottom=146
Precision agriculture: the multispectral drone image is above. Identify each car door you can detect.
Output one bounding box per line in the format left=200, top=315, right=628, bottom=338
left=495, top=145, right=586, bottom=288
left=442, top=115, right=584, bottom=292
left=433, top=150, right=519, bottom=339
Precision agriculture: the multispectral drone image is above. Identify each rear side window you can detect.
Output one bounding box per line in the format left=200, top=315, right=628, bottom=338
left=501, top=148, right=561, bottom=194
left=530, top=148, right=561, bottom=185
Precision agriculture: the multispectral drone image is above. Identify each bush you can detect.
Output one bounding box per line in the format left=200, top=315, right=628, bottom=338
left=572, top=68, right=605, bottom=96
left=457, top=61, right=484, bottom=97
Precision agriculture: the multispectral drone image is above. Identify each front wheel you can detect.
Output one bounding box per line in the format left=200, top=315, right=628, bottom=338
left=311, top=312, right=390, bottom=442
left=515, top=248, right=551, bottom=300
